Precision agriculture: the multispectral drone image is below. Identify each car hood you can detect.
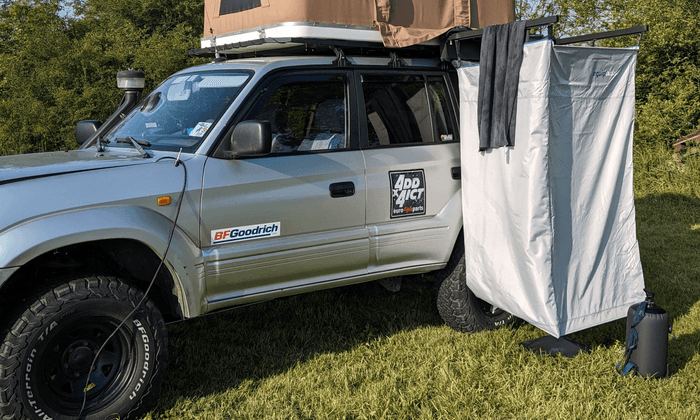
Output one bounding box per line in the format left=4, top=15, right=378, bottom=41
left=0, top=149, right=154, bottom=185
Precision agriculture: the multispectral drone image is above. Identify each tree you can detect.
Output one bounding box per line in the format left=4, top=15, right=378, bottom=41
left=517, top=0, right=700, bottom=150
left=0, top=0, right=205, bottom=156
left=0, top=0, right=75, bottom=154
left=2, top=0, right=698, bottom=157
left=620, top=0, right=700, bottom=148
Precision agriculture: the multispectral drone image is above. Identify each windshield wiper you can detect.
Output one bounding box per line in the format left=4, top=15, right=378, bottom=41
left=115, top=137, right=152, bottom=158
left=95, top=135, right=110, bottom=152
left=116, top=137, right=151, bottom=147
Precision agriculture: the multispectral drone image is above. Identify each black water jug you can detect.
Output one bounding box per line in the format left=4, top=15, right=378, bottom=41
left=624, top=288, right=669, bottom=378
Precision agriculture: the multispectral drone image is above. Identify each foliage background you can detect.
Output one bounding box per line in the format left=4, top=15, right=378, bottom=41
left=0, top=0, right=205, bottom=155
left=2, top=0, right=700, bottom=192
left=517, top=0, right=700, bottom=196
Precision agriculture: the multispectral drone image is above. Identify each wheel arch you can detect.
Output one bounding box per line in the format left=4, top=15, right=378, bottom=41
left=440, top=188, right=464, bottom=266
left=1, top=239, right=186, bottom=325
left=0, top=207, right=205, bottom=323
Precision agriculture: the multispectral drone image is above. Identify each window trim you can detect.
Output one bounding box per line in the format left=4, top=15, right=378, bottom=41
left=212, top=68, right=358, bottom=159
left=355, top=70, right=460, bottom=149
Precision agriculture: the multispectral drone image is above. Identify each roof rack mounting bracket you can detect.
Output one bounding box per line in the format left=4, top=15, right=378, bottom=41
left=455, top=39, right=462, bottom=67
left=330, top=46, right=350, bottom=67
left=388, top=52, right=406, bottom=68
left=446, top=16, right=560, bottom=43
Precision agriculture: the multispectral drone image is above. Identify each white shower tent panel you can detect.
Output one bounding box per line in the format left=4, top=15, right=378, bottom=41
left=458, top=39, right=645, bottom=337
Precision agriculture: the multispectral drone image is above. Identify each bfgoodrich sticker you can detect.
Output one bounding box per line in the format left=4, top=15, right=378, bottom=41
left=212, top=222, right=280, bottom=245
left=390, top=170, right=426, bottom=218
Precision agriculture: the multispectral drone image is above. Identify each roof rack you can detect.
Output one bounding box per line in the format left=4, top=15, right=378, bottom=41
left=446, top=16, right=560, bottom=43
left=443, top=16, right=648, bottom=62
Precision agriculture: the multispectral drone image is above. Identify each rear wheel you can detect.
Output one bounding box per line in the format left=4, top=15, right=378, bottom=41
left=0, top=277, right=167, bottom=420
left=435, top=233, right=516, bottom=333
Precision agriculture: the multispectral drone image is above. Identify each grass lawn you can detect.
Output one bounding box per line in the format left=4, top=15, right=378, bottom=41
left=142, top=180, right=700, bottom=419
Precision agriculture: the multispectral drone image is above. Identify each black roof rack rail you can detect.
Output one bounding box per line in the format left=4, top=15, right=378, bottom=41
left=443, top=16, right=648, bottom=63
left=555, top=26, right=649, bottom=46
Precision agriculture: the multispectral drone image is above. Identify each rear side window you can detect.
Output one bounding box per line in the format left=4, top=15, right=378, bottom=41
left=362, top=74, right=457, bottom=147
left=428, top=76, right=458, bottom=142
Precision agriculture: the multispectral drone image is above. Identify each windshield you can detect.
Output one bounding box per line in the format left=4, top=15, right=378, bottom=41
left=104, top=70, right=251, bottom=151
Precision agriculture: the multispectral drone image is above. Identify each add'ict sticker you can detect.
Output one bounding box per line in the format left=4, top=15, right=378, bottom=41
left=389, top=170, right=426, bottom=218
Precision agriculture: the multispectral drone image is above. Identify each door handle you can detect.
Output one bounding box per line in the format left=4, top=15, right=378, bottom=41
left=329, top=181, right=355, bottom=198
left=451, top=166, right=461, bottom=180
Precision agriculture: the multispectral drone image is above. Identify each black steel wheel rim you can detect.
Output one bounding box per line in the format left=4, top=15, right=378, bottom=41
left=476, top=297, right=505, bottom=318
left=34, top=316, right=138, bottom=414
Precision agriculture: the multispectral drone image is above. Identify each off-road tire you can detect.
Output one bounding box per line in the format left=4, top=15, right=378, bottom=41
left=0, top=277, right=168, bottom=420
left=435, top=233, right=516, bottom=333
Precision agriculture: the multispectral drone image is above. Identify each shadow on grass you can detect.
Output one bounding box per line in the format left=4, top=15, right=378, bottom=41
left=636, top=194, right=700, bottom=310
left=668, top=328, right=700, bottom=374
left=152, top=276, right=443, bottom=408
left=571, top=193, right=700, bottom=372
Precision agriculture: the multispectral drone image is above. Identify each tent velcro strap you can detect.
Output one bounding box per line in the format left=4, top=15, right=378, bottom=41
left=616, top=301, right=647, bottom=376
left=617, top=361, right=638, bottom=376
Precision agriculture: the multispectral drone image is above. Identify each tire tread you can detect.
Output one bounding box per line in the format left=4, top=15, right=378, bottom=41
left=0, top=276, right=167, bottom=420
left=435, top=233, right=515, bottom=333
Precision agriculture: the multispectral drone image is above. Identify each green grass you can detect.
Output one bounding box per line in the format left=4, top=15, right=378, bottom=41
left=142, top=154, right=700, bottom=420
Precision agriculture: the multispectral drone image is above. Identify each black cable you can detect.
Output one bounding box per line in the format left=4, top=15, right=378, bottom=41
left=78, top=152, right=187, bottom=417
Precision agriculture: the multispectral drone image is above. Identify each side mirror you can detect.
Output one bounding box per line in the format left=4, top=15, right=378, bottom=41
left=231, top=121, right=272, bottom=157
left=76, top=120, right=102, bottom=145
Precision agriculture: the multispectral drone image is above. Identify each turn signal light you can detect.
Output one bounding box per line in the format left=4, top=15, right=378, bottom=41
left=157, top=196, right=172, bottom=206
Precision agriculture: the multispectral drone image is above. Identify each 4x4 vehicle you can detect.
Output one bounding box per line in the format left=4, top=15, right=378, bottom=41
left=0, top=50, right=514, bottom=419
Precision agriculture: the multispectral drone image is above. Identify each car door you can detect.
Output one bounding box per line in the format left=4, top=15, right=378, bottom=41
left=201, top=70, right=368, bottom=308
left=357, top=71, right=462, bottom=273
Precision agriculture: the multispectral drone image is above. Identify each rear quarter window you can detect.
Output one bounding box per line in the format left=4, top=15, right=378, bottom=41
left=361, top=74, right=458, bottom=147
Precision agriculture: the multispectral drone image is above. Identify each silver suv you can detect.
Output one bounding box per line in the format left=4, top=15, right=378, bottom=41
left=0, top=53, right=513, bottom=419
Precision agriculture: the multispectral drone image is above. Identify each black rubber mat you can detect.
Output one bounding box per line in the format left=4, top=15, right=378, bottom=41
left=521, top=335, right=590, bottom=358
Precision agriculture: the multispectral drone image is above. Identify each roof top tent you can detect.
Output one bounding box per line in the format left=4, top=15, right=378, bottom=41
left=200, top=0, right=515, bottom=55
